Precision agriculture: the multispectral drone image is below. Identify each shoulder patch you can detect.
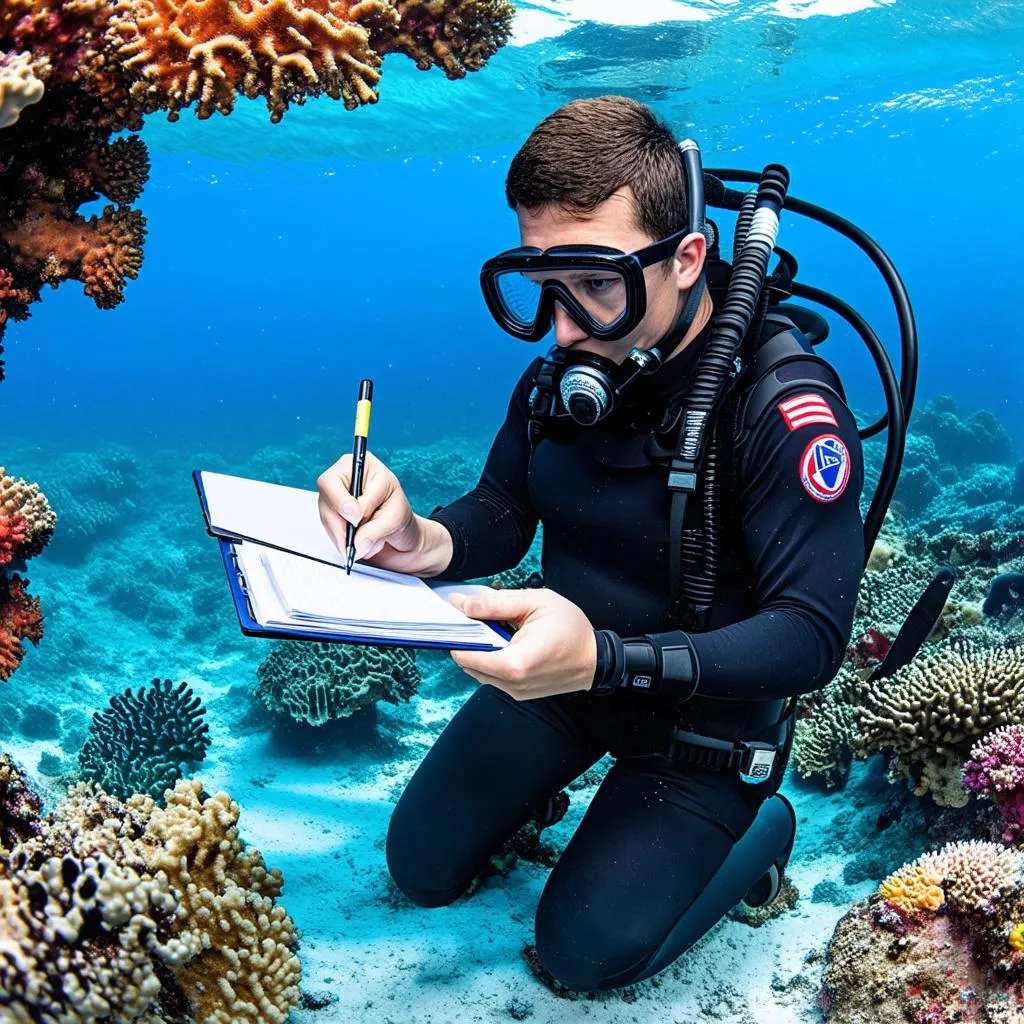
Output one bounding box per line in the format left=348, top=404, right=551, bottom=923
left=777, top=392, right=838, bottom=432
left=799, top=433, right=850, bottom=502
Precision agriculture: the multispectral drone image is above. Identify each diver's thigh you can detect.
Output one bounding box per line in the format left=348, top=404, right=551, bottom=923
left=534, top=753, right=762, bottom=990
left=386, top=683, right=599, bottom=907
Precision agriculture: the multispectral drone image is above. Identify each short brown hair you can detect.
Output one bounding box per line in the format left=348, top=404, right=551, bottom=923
left=505, top=96, right=687, bottom=241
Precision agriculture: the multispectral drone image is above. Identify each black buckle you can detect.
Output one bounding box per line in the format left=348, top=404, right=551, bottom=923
left=666, top=728, right=778, bottom=785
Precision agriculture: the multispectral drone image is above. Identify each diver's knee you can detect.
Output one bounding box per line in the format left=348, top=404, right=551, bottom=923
left=384, top=807, right=471, bottom=909
left=533, top=886, right=655, bottom=992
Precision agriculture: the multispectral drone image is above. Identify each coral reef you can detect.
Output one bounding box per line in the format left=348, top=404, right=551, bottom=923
left=0, top=762, right=301, bottom=1023
left=854, top=641, right=1024, bottom=807
left=792, top=664, right=870, bottom=788
left=78, top=677, right=211, bottom=801
left=820, top=841, right=1024, bottom=1023
left=911, top=394, right=1013, bottom=471
left=256, top=639, right=420, bottom=726
left=0, top=0, right=514, bottom=368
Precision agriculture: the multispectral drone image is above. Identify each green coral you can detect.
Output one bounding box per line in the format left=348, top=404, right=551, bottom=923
left=255, top=641, right=420, bottom=726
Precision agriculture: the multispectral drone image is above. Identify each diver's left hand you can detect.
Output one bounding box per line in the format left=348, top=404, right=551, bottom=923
left=447, top=588, right=597, bottom=701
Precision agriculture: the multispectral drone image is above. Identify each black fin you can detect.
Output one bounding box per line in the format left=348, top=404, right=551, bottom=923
left=869, top=564, right=958, bottom=683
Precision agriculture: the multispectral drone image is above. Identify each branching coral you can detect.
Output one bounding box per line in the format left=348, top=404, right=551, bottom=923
left=854, top=641, right=1024, bottom=807
left=109, top=0, right=398, bottom=123
left=78, top=678, right=211, bottom=801
left=374, top=0, right=514, bottom=78
left=963, top=723, right=1024, bottom=845
left=0, top=574, right=43, bottom=682
left=0, top=753, right=43, bottom=852
left=256, top=639, right=420, bottom=726
left=792, top=663, right=870, bottom=788
left=0, top=765, right=301, bottom=1023
left=0, top=49, right=45, bottom=128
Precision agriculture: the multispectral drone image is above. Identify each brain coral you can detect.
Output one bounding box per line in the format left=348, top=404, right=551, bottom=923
left=256, top=639, right=420, bottom=726
left=78, top=677, right=211, bottom=801
left=0, top=766, right=301, bottom=1023
left=854, top=641, right=1024, bottom=806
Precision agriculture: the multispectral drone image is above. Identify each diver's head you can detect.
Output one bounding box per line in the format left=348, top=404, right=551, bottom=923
left=512, top=185, right=710, bottom=363
left=485, top=96, right=711, bottom=365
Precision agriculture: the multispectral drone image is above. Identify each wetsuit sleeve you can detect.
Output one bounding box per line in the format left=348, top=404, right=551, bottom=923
left=682, top=387, right=866, bottom=700
left=425, top=358, right=543, bottom=581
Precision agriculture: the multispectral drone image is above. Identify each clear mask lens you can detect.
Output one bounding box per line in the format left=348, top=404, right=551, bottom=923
left=493, top=268, right=631, bottom=330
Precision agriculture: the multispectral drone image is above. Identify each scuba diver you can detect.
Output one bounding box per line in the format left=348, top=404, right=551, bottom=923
left=317, top=95, right=923, bottom=993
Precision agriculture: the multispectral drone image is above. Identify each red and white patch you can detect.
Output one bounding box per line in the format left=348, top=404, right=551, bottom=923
left=778, top=392, right=838, bottom=432
left=799, top=434, right=850, bottom=503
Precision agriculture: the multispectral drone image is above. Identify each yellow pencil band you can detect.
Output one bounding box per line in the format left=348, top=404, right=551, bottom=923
left=354, top=399, right=372, bottom=437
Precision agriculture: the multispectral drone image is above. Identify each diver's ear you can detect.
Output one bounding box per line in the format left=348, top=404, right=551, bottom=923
left=672, top=231, right=707, bottom=290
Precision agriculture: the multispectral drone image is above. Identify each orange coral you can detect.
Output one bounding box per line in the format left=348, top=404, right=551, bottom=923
left=109, top=0, right=398, bottom=123
left=878, top=859, right=945, bottom=915
left=5, top=202, right=146, bottom=308
left=0, top=575, right=43, bottom=682
left=375, top=0, right=514, bottom=78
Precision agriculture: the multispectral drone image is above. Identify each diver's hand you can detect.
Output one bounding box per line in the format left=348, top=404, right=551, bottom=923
left=447, top=587, right=596, bottom=700
left=317, top=451, right=453, bottom=576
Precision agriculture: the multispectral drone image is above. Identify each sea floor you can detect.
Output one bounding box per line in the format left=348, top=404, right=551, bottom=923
left=5, top=642, right=899, bottom=1024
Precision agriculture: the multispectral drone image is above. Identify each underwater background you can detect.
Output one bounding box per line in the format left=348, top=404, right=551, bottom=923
left=2, top=1, right=1024, bottom=1022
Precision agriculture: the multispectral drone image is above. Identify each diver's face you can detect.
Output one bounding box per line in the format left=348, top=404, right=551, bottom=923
left=516, top=186, right=706, bottom=361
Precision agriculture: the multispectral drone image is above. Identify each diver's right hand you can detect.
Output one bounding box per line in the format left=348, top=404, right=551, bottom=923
left=317, top=451, right=453, bottom=577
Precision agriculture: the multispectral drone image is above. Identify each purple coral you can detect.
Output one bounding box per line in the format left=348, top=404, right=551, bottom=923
left=963, top=725, right=1024, bottom=844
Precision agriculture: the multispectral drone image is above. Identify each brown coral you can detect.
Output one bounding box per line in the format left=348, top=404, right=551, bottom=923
left=5, top=201, right=146, bottom=308
left=132, top=779, right=302, bottom=1023
left=110, top=0, right=397, bottom=123
left=0, top=574, right=43, bottom=682
left=375, top=0, right=514, bottom=77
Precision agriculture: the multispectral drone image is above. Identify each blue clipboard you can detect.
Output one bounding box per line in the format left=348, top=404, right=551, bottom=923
left=194, top=470, right=512, bottom=652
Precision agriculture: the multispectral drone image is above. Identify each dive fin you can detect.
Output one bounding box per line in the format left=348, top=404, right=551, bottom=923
left=868, top=564, right=957, bottom=683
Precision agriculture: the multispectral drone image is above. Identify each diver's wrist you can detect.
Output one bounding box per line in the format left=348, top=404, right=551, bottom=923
left=590, top=629, right=624, bottom=695
left=412, top=515, right=454, bottom=578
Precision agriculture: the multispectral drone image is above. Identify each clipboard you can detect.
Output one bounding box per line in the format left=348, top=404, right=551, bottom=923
left=194, top=470, right=513, bottom=652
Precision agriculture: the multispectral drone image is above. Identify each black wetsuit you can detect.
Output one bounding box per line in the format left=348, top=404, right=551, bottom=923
left=386, top=321, right=865, bottom=991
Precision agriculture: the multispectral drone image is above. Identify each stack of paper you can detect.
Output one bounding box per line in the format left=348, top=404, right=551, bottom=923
left=195, top=470, right=509, bottom=650
left=237, top=542, right=508, bottom=646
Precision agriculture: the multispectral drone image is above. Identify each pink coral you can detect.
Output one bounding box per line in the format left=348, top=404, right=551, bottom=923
left=963, top=724, right=1024, bottom=845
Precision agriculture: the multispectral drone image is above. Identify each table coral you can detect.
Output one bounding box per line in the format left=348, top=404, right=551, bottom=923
left=855, top=641, right=1024, bottom=807
left=256, top=639, right=420, bottom=726
left=376, top=0, right=514, bottom=78
left=78, top=678, right=211, bottom=802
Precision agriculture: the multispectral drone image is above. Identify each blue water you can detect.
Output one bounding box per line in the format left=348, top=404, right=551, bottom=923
left=3, top=1, right=1024, bottom=1021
